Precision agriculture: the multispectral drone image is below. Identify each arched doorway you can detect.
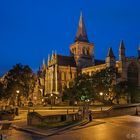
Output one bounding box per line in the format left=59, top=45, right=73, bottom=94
left=127, top=62, right=138, bottom=86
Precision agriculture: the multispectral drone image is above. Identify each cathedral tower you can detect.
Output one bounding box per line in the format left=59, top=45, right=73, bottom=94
left=70, top=12, right=94, bottom=68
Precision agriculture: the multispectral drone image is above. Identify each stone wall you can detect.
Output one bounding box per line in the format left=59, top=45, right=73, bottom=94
left=93, top=104, right=140, bottom=119
left=27, top=111, right=79, bottom=126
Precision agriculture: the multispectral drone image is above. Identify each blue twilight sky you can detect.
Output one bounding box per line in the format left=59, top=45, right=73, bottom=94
left=0, top=0, right=140, bottom=76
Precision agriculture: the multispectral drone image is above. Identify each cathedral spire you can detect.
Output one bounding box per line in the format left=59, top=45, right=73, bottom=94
left=119, top=40, right=125, bottom=61
left=107, top=47, right=115, bottom=58
left=75, top=11, right=89, bottom=42
left=119, top=40, right=125, bottom=50
left=48, top=54, right=50, bottom=65
left=42, top=58, right=46, bottom=70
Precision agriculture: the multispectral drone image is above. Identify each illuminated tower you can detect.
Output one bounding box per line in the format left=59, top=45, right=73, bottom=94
left=70, top=12, right=94, bottom=68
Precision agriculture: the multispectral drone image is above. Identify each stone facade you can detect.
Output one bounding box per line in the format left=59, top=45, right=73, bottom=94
left=33, top=12, right=140, bottom=104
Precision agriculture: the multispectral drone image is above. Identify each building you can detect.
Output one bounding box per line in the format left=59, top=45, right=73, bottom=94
left=33, top=12, right=140, bottom=104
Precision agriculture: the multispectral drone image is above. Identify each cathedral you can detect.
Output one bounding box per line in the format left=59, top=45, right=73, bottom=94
left=33, top=12, right=140, bottom=105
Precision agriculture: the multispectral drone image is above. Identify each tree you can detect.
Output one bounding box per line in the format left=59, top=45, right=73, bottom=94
left=113, top=81, right=128, bottom=104
left=63, top=74, right=94, bottom=104
left=3, top=63, right=36, bottom=105
left=63, top=67, right=116, bottom=105
left=91, top=67, right=116, bottom=104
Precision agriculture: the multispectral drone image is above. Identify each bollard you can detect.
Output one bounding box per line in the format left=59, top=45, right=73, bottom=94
left=15, top=107, right=19, bottom=116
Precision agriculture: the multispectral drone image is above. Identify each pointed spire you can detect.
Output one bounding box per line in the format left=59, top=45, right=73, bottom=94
left=42, top=58, right=46, bottom=69
left=51, top=50, right=55, bottom=60
left=75, top=11, right=89, bottom=42
left=55, top=50, right=57, bottom=57
left=107, top=47, right=115, bottom=58
left=48, top=54, right=50, bottom=65
left=119, top=40, right=125, bottom=50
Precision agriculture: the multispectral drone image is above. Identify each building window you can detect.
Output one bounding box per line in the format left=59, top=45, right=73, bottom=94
left=72, top=73, right=75, bottom=79
left=61, top=72, right=65, bottom=81
left=83, top=47, right=89, bottom=55
left=82, top=47, right=86, bottom=55
left=66, top=73, right=70, bottom=80
left=87, top=48, right=89, bottom=55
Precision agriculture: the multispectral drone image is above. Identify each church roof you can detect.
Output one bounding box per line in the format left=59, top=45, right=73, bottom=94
left=75, top=12, right=89, bottom=43
left=57, top=55, right=76, bottom=67
left=107, top=47, right=115, bottom=58
left=95, top=59, right=105, bottom=65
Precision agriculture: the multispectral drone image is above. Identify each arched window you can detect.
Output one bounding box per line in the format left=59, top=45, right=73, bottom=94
left=82, top=47, right=89, bottom=55
left=82, top=47, right=85, bottom=55
left=61, top=72, right=65, bottom=81
left=127, top=62, right=138, bottom=86
left=87, top=48, right=89, bottom=55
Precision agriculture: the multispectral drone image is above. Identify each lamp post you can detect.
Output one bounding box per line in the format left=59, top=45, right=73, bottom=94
left=99, top=92, right=103, bottom=111
left=99, top=92, right=103, bottom=96
left=16, top=90, right=20, bottom=106
left=50, top=93, right=53, bottom=109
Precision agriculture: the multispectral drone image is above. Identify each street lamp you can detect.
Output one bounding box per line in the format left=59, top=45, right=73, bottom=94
left=16, top=90, right=20, bottom=94
left=16, top=90, right=20, bottom=106
left=99, top=92, right=103, bottom=111
left=99, top=92, right=103, bottom=96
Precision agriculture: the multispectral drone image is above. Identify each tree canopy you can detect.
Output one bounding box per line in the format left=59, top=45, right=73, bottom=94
left=0, top=64, right=36, bottom=103
left=62, top=67, right=134, bottom=105
left=63, top=67, right=116, bottom=104
left=63, top=74, right=94, bottom=103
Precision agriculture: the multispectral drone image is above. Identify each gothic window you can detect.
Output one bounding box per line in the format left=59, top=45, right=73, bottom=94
left=66, top=73, right=69, bottom=80
left=82, top=47, right=85, bottom=55
left=61, top=72, right=65, bottom=81
left=83, top=47, right=89, bottom=55
left=87, top=48, right=89, bottom=55
left=72, top=73, right=75, bottom=79
left=127, top=62, right=138, bottom=86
